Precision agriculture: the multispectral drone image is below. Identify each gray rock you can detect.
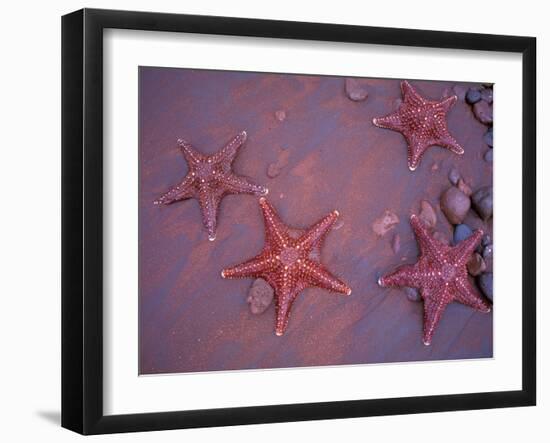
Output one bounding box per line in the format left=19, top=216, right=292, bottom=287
left=247, top=279, right=274, bottom=315
left=448, top=167, right=461, bottom=186
left=472, top=186, right=493, bottom=221
left=404, top=287, right=421, bottom=302
left=466, top=88, right=482, bottom=104
left=482, top=234, right=492, bottom=247
left=345, top=78, right=369, bottom=102
left=441, top=187, right=471, bottom=224
left=484, top=150, right=493, bottom=163
left=473, top=100, right=493, bottom=125
left=478, top=273, right=493, bottom=302
left=454, top=223, right=473, bottom=245
left=483, top=127, right=493, bottom=147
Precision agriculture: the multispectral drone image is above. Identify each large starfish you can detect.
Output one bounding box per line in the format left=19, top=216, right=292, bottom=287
left=372, top=80, right=464, bottom=171
left=154, top=131, right=268, bottom=241
left=221, top=197, right=352, bottom=336
left=378, top=214, right=491, bottom=345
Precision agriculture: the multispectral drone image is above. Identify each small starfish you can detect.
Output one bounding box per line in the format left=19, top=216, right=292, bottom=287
left=154, top=131, right=268, bottom=241
left=221, top=197, right=351, bottom=336
left=373, top=80, right=464, bottom=171
left=378, top=214, right=491, bottom=345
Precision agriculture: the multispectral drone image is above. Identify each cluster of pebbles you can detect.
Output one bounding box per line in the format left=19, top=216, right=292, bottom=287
left=465, top=84, right=494, bottom=162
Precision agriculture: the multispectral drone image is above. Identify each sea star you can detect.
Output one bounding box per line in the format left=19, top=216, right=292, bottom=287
left=154, top=131, right=268, bottom=241
left=221, top=197, right=352, bottom=336
left=378, top=214, right=491, bottom=345
left=372, top=80, right=464, bottom=171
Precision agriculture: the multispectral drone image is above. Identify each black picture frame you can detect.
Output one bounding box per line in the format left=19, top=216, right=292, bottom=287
left=62, top=8, right=536, bottom=435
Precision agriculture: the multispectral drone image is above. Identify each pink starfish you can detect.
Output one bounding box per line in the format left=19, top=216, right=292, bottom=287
left=373, top=80, right=464, bottom=171
left=154, top=131, right=268, bottom=241
left=378, top=214, right=491, bottom=345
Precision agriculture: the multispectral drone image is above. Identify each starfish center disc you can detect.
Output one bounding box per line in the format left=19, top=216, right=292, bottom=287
left=196, top=162, right=215, bottom=180
left=280, top=247, right=300, bottom=266
left=440, top=263, right=457, bottom=282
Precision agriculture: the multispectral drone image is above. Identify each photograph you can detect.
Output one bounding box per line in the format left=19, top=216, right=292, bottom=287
left=138, top=67, right=494, bottom=375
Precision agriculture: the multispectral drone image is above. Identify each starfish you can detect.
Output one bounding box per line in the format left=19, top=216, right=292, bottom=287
left=378, top=214, right=491, bottom=345
left=154, top=131, right=268, bottom=241
left=221, top=197, right=352, bottom=336
left=372, top=80, right=464, bottom=171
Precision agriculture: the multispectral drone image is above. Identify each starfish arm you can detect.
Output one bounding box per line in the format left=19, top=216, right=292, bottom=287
left=218, top=173, right=268, bottom=196
left=296, top=210, right=339, bottom=250
left=438, top=95, right=458, bottom=113
left=259, top=197, right=291, bottom=249
left=372, top=112, right=403, bottom=131
left=410, top=214, right=448, bottom=263
left=154, top=174, right=196, bottom=205
left=406, top=135, right=430, bottom=171
left=197, top=185, right=222, bottom=241
left=210, top=131, right=247, bottom=165
left=422, top=287, right=452, bottom=345
left=450, top=229, right=484, bottom=267
left=274, top=283, right=304, bottom=336
left=302, top=259, right=352, bottom=295
left=453, top=278, right=492, bottom=312
left=221, top=254, right=274, bottom=280
left=437, top=133, right=465, bottom=155
left=379, top=263, right=421, bottom=288
left=177, top=139, right=204, bottom=165
left=401, top=80, right=426, bottom=107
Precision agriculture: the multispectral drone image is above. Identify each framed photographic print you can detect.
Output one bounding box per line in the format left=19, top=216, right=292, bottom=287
left=61, top=8, right=536, bottom=435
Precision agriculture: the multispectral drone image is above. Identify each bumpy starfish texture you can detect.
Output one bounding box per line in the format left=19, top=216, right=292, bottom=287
left=221, top=198, right=352, bottom=336
left=372, top=80, right=464, bottom=171
left=154, top=131, right=268, bottom=241
left=378, top=214, right=491, bottom=345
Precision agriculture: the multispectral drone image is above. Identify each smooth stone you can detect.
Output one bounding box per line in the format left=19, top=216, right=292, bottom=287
left=454, top=223, right=473, bottom=245
left=482, top=234, right=492, bottom=247
left=247, top=279, right=274, bottom=315
left=466, top=88, right=482, bottom=104
left=484, top=127, right=493, bottom=147
left=458, top=178, right=473, bottom=197
left=441, top=187, right=471, bottom=225
left=478, top=273, right=493, bottom=302
left=345, top=78, right=369, bottom=102
left=448, top=167, right=461, bottom=185
left=484, top=150, right=493, bottom=163
left=481, top=88, right=493, bottom=104
left=404, top=287, right=421, bottom=302
left=473, top=100, right=493, bottom=125
left=472, top=186, right=493, bottom=221
left=467, top=253, right=487, bottom=276
left=419, top=200, right=437, bottom=229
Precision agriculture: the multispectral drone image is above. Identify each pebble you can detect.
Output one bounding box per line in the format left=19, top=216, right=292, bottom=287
left=441, top=187, right=471, bottom=224
left=482, top=234, right=492, bottom=247
left=465, top=88, right=482, bottom=104
left=448, top=167, right=461, bottom=185
left=419, top=200, right=437, bottom=229
left=404, top=287, right=421, bottom=302
left=372, top=210, right=400, bottom=237
left=481, top=88, right=493, bottom=104
left=467, top=253, right=487, bottom=276
left=275, top=110, right=286, bottom=122
left=484, top=128, right=493, bottom=147
left=478, top=272, right=493, bottom=302
left=484, top=150, right=493, bottom=163
left=345, top=78, right=369, bottom=102
left=391, top=233, right=401, bottom=254
left=473, top=100, right=493, bottom=125
left=266, top=148, right=290, bottom=178
left=247, top=279, right=274, bottom=315
left=472, top=186, right=493, bottom=221
left=457, top=178, right=473, bottom=197
left=454, top=223, right=473, bottom=245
